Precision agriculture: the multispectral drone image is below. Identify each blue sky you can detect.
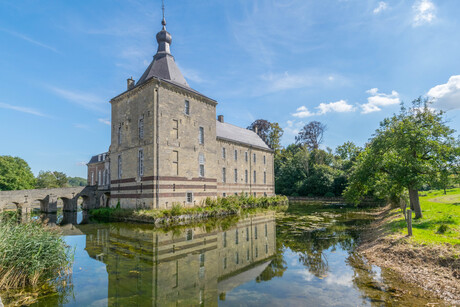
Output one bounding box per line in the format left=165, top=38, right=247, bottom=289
left=1, top=0, right=459, bottom=178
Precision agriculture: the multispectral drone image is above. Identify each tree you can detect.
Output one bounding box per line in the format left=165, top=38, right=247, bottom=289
left=68, top=177, right=87, bottom=187
left=345, top=98, right=458, bottom=218
left=295, top=121, right=327, bottom=150
left=0, top=156, right=36, bottom=191
left=36, top=171, right=69, bottom=189
left=248, top=119, right=284, bottom=154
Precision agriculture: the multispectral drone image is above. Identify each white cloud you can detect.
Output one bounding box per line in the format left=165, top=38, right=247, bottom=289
left=292, top=100, right=354, bottom=117
left=73, top=123, right=90, bottom=130
left=413, top=0, right=436, bottom=26
left=260, top=71, right=343, bottom=93
left=48, top=86, right=108, bottom=113
left=98, top=118, right=111, bottom=125
left=316, top=100, right=355, bottom=115
left=177, top=63, right=206, bottom=84
left=0, top=28, right=59, bottom=53
left=373, top=2, right=388, bottom=14
left=0, top=102, right=48, bottom=117
left=361, top=88, right=400, bottom=114
left=284, top=120, right=304, bottom=135
left=427, top=75, right=460, bottom=110
left=292, top=106, right=315, bottom=118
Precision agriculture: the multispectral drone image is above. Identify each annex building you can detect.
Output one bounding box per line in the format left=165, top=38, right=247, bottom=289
left=88, top=16, right=274, bottom=209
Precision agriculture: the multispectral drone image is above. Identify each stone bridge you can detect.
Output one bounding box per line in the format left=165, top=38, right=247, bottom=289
left=0, top=186, right=110, bottom=213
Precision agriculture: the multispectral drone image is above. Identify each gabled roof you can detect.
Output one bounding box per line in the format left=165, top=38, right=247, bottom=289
left=216, top=121, right=272, bottom=151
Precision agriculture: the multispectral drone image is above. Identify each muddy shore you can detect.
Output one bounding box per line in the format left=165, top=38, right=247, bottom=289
left=357, top=206, right=460, bottom=305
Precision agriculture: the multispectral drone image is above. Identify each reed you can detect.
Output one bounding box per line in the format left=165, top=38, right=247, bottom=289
left=0, top=215, right=72, bottom=290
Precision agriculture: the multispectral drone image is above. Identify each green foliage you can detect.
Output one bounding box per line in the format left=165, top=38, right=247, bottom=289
left=36, top=171, right=69, bottom=189
left=67, top=176, right=87, bottom=187
left=0, top=156, right=36, bottom=191
left=247, top=119, right=284, bottom=154
left=344, top=98, right=458, bottom=216
left=0, top=217, right=72, bottom=289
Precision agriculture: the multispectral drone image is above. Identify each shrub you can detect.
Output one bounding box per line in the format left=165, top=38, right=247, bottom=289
left=0, top=217, right=72, bottom=290
left=437, top=224, right=449, bottom=234
left=170, top=203, right=183, bottom=216
left=324, top=192, right=335, bottom=197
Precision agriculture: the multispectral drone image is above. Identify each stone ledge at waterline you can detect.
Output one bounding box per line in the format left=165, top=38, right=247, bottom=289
left=89, top=195, right=288, bottom=227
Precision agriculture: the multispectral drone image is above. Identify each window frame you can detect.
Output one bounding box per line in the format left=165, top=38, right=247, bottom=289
left=184, top=100, right=190, bottom=115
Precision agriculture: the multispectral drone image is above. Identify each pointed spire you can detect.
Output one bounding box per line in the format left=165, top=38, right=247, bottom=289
left=136, top=0, right=189, bottom=87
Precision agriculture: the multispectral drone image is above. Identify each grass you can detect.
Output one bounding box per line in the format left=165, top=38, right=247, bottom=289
left=0, top=214, right=73, bottom=290
left=387, top=188, right=460, bottom=245
left=90, top=195, right=288, bottom=222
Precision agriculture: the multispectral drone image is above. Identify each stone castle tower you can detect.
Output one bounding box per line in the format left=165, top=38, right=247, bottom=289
left=107, top=15, right=274, bottom=209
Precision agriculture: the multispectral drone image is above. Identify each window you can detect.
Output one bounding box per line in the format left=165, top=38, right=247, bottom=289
left=235, top=229, right=239, bottom=244
left=255, top=247, right=258, bottom=258
left=200, top=253, right=205, bottom=267
left=222, top=167, right=226, bottom=183
left=172, top=151, right=179, bottom=175
left=247, top=249, right=250, bottom=261
left=223, top=193, right=226, bottom=197
left=245, top=170, right=248, bottom=184
left=98, top=155, right=102, bottom=162
left=234, top=149, right=238, bottom=161
left=223, top=257, right=227, bottom=269
left=172, top=119, right=178, bottom=139
left=91, top=171, right=94, bottom=185
left=117, top=155, right=122, bottom=179
left=139, top=117, right=144, bottom=139
left=199, top=127, right=204, bottom=144
left=246, top=227, right=249, bottom=241
left=265, top=224, right=268, bottom=237
left=98, top=170, right=102, bottom=186
left=222, top=147, right=226, bottom=159
left=255, top=226, right=258, bottom=239
left=264, top=155, right=266, bottom=164
left=265, top=243, right=268, bottom=254
left=104, top=169, right=109, bottom=185
left=186, top=229, right=193, bottom=240
left=235, top=252, right=239, bottom=264
left=253, top=170, right=256, bottom=183
left=199, top=153, right=205, bottom=177
left=264, top=171, right=266, bottom=184
left=234, top=169, right=238, bottom=183
left=223, top=232, right=227, bottom=247
left=253, top=153, right=256, bottom=163
left=186, top=192, right=193, bottom=203
left=138, top=149, right=144, bottom=177
left=245, top=151, right=248, bottom=162
left=254, top=192, right=256, bottom=197
left=184, top=100, right=190, bottom=115
left=118, top=126, right=122, bottom=145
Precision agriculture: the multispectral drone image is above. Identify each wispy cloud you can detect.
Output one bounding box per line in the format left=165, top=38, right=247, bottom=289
left=373, top=2, right=388, bottom=14
left=48, top=86, right=108, bottom=113
left=259, top=71, right=343, bottom=93
left=427, top=75, right=460, bottom=110
left=177, top=63, right=206, bottom=84
left=413, top=0, right=436, bottom=26
left=292, top=100, right=355, bottom=118
left=361, top=88, right=400, bottom=113
left=0, top=28, right=59, bottom=53
left=98, top=118, right=111, bottom=125
left=76, top=161, right=87, bottom=166
left=73, top=123, right=90, bottom=130
left=0, top=102, right=48, bottom=117
left=284, top=120, right=305, bottom=135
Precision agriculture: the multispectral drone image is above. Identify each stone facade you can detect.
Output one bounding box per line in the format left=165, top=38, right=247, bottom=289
left=89, top=17, right=275, bottom=209
left=87, top=152, right=110, bottom=188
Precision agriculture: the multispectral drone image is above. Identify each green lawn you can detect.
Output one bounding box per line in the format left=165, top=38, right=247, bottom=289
left=388, top=188, right=460, bottom=245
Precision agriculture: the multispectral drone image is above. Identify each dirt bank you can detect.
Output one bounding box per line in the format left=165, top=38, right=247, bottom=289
left=357, top=206, right=460, bottom=305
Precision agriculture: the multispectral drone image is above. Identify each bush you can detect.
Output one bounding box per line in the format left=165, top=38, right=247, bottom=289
left=0, top=217, right=72, bottom=289
left=324, top=192, right=335, bottom=197
left=437, top=224, right=449, bottom=234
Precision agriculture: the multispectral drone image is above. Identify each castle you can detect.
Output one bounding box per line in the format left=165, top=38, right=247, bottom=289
left=88, top=15, right=274, bottom=209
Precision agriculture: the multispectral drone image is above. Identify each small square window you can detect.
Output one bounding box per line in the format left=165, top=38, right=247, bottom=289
left=186, top=192, right=193, bottom=203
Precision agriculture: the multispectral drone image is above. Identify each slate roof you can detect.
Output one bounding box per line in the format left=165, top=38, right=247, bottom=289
left=216, top=121, right=272, bottom=151
left=88, top=152, right=108, bottom=164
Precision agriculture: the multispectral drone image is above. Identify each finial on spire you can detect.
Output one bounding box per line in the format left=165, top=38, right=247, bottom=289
left=161, top=0, right=166, bottom=27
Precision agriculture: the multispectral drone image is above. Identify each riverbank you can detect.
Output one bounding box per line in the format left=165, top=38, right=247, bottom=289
left=90, top=195, right=288, bottom=226
left=358, top=189, right=460, bottom=305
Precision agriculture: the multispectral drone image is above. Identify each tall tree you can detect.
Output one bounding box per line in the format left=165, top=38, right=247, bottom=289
left=248, top=119, right=284, bottom=154
left=36, top=171, right=69, bottom=189
left=295, top=121, right=327, bottom=150
left=0, top=156, right=36, bottom=191
left=345, top=98, right=458, bottom=218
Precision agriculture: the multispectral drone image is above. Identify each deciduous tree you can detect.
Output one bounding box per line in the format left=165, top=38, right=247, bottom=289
left=0, top=156, right=36, bottom=191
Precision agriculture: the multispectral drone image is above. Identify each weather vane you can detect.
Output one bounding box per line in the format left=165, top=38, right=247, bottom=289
left=161, top=0, right=166, bottom=26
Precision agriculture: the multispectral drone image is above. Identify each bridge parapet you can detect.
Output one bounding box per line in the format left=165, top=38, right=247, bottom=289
left=0, top=186, right=109, bottom=213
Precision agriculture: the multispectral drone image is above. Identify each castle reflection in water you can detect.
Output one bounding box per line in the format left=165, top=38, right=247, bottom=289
left=73, top=213, right=276, bottom=305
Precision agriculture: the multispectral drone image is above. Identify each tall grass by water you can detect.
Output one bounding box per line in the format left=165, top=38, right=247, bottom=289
left=0, top=215, right=72, bottom=290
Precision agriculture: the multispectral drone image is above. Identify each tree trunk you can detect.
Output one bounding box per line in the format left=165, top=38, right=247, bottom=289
left=408, top=188, right=422, bottom=219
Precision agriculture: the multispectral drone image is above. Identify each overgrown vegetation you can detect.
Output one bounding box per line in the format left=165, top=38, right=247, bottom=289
left=387, top=188, right=460, bottom=245
left=0, top=215, right=73, bottom=290
left=90, top=195, right=288, bottom=222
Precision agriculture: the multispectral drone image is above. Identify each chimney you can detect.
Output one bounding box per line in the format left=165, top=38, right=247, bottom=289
left=217, top=115, right=224, bottom=123
left=127, top=77, right=135, bottom=90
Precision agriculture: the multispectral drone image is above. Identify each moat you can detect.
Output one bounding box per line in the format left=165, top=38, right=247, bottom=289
left=3, top=203, right=446, bottom=306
